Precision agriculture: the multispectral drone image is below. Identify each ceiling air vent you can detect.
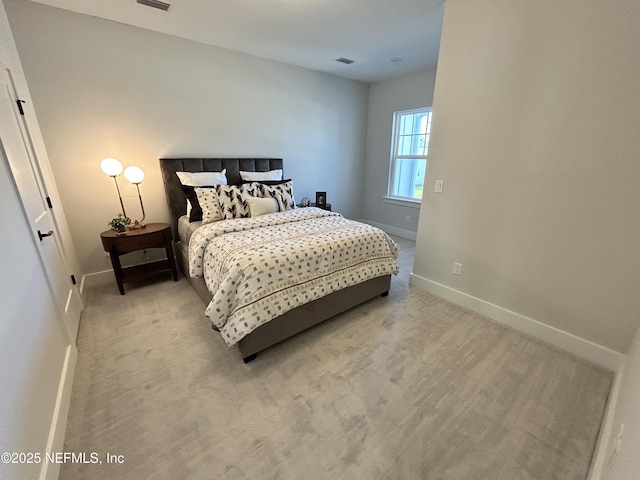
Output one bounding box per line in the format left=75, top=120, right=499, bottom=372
left=336, top=57, right=355, bottom=65
left=137, top=0, right=170, bottom=11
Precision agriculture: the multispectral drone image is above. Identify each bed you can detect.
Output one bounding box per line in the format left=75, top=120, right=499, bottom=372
left=160, top=158, right=398, bottom=362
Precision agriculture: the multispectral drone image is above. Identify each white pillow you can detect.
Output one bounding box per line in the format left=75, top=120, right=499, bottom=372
left=239, top=169, right=283, bottom=181
left=194, top=187, right=224, bottom=224
left=246, top=196, right=281, bottom=217
left=176, top=169, right=227, bottom=186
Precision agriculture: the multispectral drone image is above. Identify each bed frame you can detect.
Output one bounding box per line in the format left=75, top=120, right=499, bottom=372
left=159, top=158, right=391, bottom=362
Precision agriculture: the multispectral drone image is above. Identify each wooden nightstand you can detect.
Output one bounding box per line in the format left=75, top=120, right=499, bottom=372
left=298, top=203, right=332, bottom=211
left=100, top=222, right=178, bottom=295
left=313, top=203, right=331, bottom=211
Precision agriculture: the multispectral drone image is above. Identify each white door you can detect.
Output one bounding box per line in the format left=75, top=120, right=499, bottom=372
left=0, top=140, right=73, bottom=480
left=0, top=64, right=82, bottom=343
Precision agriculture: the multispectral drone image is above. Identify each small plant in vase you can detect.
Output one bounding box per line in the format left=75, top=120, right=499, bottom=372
left=108, top=213, right=131, bottom=234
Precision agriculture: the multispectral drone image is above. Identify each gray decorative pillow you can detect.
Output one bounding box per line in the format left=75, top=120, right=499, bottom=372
left=194, top=187, right=223, bottom=224
left=216, top=185, right=252, bottom=219
left=258, top=180, right=295, bottom=210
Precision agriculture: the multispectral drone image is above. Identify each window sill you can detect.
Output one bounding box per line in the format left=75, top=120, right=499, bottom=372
left=382, top=196, right=422, bottom=209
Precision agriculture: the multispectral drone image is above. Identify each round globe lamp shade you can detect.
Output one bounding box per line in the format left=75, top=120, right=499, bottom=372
left=124, top=166, right=145, bottom=184
left=100, top=157, right=123, bottom=176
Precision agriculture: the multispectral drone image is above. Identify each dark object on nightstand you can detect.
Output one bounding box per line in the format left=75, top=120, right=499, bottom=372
left=297, top=202, right=332, bottom=211
left=100, top=222, right=178, bottom=295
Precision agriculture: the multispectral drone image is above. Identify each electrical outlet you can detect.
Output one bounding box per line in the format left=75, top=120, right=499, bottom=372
left=453, top=262, right=463, bottom=275
left=434, top=179, right=444, bottom=193
left=405, top=215, right=411, bottom=223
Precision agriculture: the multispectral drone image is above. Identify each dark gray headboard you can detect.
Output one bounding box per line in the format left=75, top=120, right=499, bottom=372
left=159, top=158, right=284, bottom=240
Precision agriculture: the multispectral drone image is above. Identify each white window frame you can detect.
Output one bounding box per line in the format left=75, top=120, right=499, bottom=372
left=386, top=106, right=432, bottom=205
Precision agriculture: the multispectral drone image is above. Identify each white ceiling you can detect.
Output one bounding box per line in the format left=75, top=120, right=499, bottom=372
left=30, top=0, right=444, bottom=83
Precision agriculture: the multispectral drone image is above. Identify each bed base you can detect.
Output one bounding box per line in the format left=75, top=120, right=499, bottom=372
left=176, top=240, right=390, bottom=362
left=237, top=275, right=390, bottom=362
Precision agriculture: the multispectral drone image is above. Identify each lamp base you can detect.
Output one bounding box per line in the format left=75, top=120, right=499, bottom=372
left=128, top=220, right=146, bottom=230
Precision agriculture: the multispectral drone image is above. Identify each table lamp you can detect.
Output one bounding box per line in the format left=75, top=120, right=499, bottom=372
left=100, top=157, right=146, bottom=230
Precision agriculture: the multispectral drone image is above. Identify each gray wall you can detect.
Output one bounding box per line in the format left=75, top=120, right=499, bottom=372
left=413, top=0, right=640, bottom=353
left=5, top=0, right=369, bottom=276
left=361, top=68, right=437, bottom=236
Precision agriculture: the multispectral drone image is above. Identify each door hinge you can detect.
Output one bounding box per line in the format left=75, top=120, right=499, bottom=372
left=70, top=274, right=77, bottom=285
left=46, top=196, right=53, bottom=209
left=16, top=99, right=25, bottom=115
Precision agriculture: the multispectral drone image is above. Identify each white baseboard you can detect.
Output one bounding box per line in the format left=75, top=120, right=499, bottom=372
left=409, top=273, right=624, bottom=371
left=80, top=255, right=178, bottom=294
left=80, top=269, right=115, bottom=294
left=39, top=344, right=77, bottom=480
left=358, top=219, right=417, bottom=241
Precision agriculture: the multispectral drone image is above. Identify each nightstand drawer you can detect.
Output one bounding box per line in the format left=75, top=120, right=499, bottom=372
left=104, top=228, right=171, bottom=254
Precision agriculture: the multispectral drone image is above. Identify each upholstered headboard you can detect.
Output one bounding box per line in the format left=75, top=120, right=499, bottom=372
left=159, top=158, right=284, bottom=241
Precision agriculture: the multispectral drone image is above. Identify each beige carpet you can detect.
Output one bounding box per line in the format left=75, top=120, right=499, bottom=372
left=61, top=237, right=612, bottom=479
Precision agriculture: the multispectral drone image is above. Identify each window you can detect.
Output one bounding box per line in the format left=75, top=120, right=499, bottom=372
left=387, top=107, right=432, bottom=202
